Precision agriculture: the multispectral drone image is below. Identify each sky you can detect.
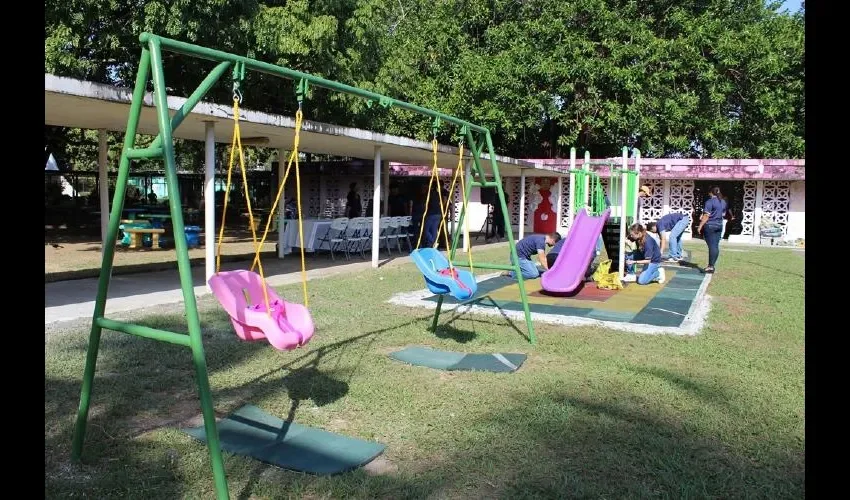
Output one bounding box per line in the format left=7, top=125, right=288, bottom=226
left=781, top=0, right=804, bottom=13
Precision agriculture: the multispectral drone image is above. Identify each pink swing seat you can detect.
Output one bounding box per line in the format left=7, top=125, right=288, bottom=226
left=208, top=270, right=315, bottom=351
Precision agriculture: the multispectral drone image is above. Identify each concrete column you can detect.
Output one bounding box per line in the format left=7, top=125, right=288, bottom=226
left=555, top=175, right=564, bottom=234
left=277, top=148, right=287, bottom=258
left=203, top=122, right=216, bottom=284
left=462, top=159, right=472, bottom=252
left=371, top=146, right=382, bottom=267
left=381, top=159, right=390, bottom=216
left=619, top=156, right=629, bottom=279
left=97, top=129, right=109, bottom=250
left=753, top=180, right=765, bottom=244
left=567, top=147, right=576, bottom=229
left=518, top=173, right=526, bottom=240
left=662, top=179, right=671, bottom=215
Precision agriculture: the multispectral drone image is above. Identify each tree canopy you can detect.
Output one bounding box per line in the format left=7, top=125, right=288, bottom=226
left=45, top=0, right=804, bottom=170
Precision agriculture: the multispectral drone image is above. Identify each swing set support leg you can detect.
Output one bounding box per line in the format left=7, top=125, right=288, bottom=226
left=71, top=40, right=231, bottom=500
left=430, top=129, right=536, bottom=344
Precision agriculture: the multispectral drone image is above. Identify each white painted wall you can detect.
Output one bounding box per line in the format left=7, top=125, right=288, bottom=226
left=456, top=187, right=489, bottom=232
left=786, top=180, right=805, bottom=240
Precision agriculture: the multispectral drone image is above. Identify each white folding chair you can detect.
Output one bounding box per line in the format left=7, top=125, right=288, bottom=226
left=385, top=217, right=401, bottom=255
left=322, top=217, right=349, bottom=260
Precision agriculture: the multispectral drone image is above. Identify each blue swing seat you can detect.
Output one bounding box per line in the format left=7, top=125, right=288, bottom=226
left=410, top=248, right=478, bottom=301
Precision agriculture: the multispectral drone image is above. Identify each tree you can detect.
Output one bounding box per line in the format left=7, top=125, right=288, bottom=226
left=45, top=0, right=804, bottom=163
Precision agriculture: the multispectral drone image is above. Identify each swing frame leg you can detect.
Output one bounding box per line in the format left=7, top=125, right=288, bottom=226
left=430, top=129, right=536, bottom=344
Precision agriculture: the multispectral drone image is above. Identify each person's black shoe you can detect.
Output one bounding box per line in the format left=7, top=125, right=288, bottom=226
left=704, top=266, right=715, bottom=274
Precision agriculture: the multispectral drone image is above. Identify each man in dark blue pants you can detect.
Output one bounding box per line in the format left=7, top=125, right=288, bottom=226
left=421, top=185, right=446, bottom=248
left=696, top=186, right=727, bottom=274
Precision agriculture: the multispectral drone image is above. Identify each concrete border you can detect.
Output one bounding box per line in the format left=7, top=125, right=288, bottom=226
left=387, top=273, right=713, bottom=336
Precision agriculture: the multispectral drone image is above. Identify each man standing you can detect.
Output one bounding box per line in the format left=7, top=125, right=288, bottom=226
left=655, top=212, right=690, bottom=262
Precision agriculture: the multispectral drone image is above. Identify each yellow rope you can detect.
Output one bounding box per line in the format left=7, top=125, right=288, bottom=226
left=232, top=101, right=272, bottom=315
left=457, top=148, right=474, bottom=273
left=215, top=105, right=238, bottom=274
left=433, top=146, right=459, bottom=268
left=251, top=109, right=308, bottom=307
left=415, top=139, right=441, bottom=250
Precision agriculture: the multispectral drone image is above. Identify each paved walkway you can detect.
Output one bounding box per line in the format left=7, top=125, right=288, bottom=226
left=45, top=253, right=414, bottom=325
left=45, top=241, right=503, bottom=324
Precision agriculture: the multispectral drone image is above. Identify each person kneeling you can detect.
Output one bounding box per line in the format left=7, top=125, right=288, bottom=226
left=502, top=232, right=561, bottom=279
left=625, top=223, right=666, bottom=285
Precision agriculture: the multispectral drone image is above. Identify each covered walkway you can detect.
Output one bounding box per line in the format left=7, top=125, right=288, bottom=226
left=45, top=74, right=558, bottom=282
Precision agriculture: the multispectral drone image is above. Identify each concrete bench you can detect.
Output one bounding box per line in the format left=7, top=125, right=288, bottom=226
left=124, top=227, right=166, bottom=249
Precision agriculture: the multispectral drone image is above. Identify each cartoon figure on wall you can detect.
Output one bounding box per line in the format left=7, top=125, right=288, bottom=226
left=529, top=177, right=558, bottom=234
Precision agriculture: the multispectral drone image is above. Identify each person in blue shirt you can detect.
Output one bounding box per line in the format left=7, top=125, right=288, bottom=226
left=696, top=186, right=727, bottom=273
left=421, top=184, right=448, bottom=248
left=625, top=223, right=665, bottom=285
left=546, top=236, right=566, bottom=268
left=503, top=232, right=561, bottom=279
left=654, top=211, right=690, bottom=262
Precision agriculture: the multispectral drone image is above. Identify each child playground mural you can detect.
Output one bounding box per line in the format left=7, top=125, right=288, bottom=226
left=530, top=177, right=558, bottom=234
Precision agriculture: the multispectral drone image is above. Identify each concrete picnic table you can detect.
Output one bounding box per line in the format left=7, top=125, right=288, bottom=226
left=138, top=213, right=172, bottom=228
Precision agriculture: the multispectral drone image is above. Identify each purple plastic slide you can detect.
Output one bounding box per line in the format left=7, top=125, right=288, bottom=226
left=541, top=208, right=611, bottom=294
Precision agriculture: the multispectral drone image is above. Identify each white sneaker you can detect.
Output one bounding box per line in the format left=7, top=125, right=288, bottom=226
left=657, top=267, right=666, bottom=284
left=622, top=273, right=637, bottom=283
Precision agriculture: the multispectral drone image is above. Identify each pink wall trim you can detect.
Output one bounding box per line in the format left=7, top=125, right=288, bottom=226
left=389, top=158, right=805, bottom=180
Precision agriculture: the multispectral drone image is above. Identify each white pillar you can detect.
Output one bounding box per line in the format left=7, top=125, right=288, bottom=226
left=277, top=148, right=287, bottom=258
left=632, top=149, right=642, bottom=220
left=97, top=129, right=109, bottom=250
left=371, top=146, right=382, bottom=268
left=583, top=150, right=591, bottom=210
left=204, top=122, right=216, bottom=284
left=567, top=147, right=576, bottom=229
left=518, top=173, right=527, bottom=239
left=619, top=150, right=629, bottom=279
left=555, top=175, right=564, bottom=234
left=753, top=180, right=765, bottom=244
left=381, top=159, right=390, bottom=216
left=662, top=180, right=671, bottom=215
left=462, top=159, right=472, bottom=252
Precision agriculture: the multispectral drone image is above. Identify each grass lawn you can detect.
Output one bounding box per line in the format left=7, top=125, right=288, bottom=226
left=44, top=242, right=805, bottom=499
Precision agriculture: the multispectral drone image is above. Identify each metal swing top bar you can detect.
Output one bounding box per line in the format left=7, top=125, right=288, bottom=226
left=140, top=33, right=488, bottom=135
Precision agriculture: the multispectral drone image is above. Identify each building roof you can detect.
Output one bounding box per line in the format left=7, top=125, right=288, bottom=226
left=45, top=74, right=562, bottom=178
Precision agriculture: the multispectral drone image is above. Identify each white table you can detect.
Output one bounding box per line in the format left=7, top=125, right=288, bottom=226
left=278, top=218, right=333, bottom=256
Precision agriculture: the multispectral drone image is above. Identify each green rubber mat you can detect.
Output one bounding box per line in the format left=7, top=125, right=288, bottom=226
left=389, top=346, right=527, bottom=373
left=183, top=405, right=385, bottom=475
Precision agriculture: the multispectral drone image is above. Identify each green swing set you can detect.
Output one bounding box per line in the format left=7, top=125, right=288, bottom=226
left=70, top=33, right=538, bottom=500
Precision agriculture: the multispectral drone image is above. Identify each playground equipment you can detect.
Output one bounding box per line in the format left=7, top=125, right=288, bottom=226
left=410, top=131, right=478, bottom=301
left=71, top=33, right=536, bottom=500
left=208, top=77, right=314, bottom=350
left=542, top=150, right=610, bottom=294
left=542, top=147, right=640, bottom=293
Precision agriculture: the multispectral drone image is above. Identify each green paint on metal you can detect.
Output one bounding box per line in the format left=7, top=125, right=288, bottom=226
left=71, top=32, right=541, bottom=500
left=126, top=147, right=164, bottom=159
left=94, top=318, right=192, bottom=346
left=450, top=261, right=515, bottom=271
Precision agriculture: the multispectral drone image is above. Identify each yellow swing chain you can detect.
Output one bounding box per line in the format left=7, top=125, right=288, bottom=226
left=232, top=98, right=273, bottom=314
left=415, top=139, right=441, bottom=250
left=250, top=107, right=309, bottom=308
left=415, top=137, right=475, bottom=274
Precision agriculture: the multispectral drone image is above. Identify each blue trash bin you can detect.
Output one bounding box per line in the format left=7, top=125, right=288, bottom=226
left=185, top=226, right=201, bottom=248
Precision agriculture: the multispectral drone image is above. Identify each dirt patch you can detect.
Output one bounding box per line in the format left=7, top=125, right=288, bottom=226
left=363, top=456, right=399, bottom=476
left=715, top=296, right=757, bottom=318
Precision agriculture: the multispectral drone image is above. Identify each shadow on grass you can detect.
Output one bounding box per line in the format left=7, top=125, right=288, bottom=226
left=736, top=257, right=805, bottom=279
left=45, top=312, right=436, bottom=497
left=46, top=312, right=803, bottom=498
left=484, top=392, right=804, bottom=498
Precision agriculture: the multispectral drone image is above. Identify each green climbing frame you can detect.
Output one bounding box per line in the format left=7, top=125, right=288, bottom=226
left=70, top=33, right=535, bottom=500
